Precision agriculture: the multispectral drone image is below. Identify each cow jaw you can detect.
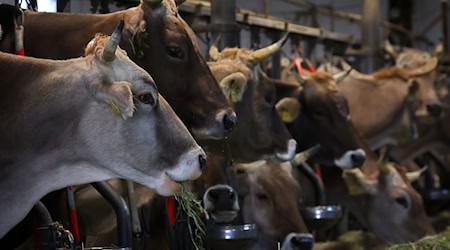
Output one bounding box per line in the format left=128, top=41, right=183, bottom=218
left=156, top=146, right=206, bottom=196
left=334, top=149, right=366, bottom=169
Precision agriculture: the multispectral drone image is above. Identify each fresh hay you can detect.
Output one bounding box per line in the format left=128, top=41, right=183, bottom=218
left=387, top=226, right=450, bottom=250
left=174, top=182, right=207, bottom=250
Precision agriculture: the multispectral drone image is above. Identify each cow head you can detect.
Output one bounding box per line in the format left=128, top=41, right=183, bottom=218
left=236, top=161, right=308, bottom=249
left=125, top=0, right=235, bottom=140
left=205, top=37, right=297, bottom=162
left=83, top=22, right=206, bottom=196
left=342, top=163, right=435, bottom=243
left=384, top=40, right=445, bottom=117
left=276, top=70, right=366, bottom=168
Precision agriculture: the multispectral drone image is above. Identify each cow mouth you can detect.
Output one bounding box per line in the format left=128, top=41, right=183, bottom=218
left=157, top=172, right=183, bottom=196
left=210, top=210, right=238, bottom=223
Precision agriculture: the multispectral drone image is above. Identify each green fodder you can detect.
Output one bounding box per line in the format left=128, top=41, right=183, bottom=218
left=174, top=183, right=207, bottom=250
left=388, top=226, right=450, bottom=250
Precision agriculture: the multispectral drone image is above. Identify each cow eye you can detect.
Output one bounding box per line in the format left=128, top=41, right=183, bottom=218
left=166, top=46, right=185, bottom=59
left=138, top=93, right=156, bottom=106
left=256, top=192, right=268, bottom=200
left=394, top=196, right=409, bottom=209
left=265, top=95, right=274, bottom=106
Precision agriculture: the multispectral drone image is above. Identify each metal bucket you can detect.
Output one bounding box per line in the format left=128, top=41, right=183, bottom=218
left=300, top=205, right=343, bottom=231
left=206, top=224, right=257, bottom=250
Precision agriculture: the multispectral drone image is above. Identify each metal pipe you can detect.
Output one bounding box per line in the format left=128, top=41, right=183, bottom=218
left=298, top=162, right=326, bottom=205
left=271, top=32, right=282, bottom=79
left=92, top=181, right=132, bottom=248
left=361, top=0, right=382, bottom=73
left=126, top=180, right=142, bottom=246
left=442, top=0, right=449, bottom=54
left=211, top=0, right=238, bottom=48
left=33, top=201, right=53, bottom=227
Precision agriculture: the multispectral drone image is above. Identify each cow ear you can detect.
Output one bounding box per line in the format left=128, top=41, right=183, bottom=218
left=95, top=81, right=135, bottom=120
left=276, top=97, right=301, bottom=123
left=342, top=169, right=377, bottom=196
left=219, top=72, right=248, bottom=103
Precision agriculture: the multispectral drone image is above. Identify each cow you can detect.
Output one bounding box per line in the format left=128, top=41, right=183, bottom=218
left=384, top=40, right=444, bottom=116
left=319, top=55, right=443, bottom=149
left=204, top=36, right=298, bottom=162
left=0, top=0, right=235, bottom=140
left=321, top=154, right=436, bottom=243
left=0, top=23, right=207, bottom=238
left=276, top=64, right=367, bottom=169
left=234, top=155, right=311, bottom=250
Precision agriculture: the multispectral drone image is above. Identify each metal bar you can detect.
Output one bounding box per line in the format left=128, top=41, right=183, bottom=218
left=125, top=180, right=142, bottom=246
left=92, top=181, right=132, bottom=248
left=360, top=0, right=382, bottom=73
left=271, top=31, right=282, bottom=79
left=298, top=162, right=326, bottom=205
left=210, top=0, right=238, bottom=48
left=442, top=0, right=449, bottom=54
left=179, top=0, right=353, bottom=44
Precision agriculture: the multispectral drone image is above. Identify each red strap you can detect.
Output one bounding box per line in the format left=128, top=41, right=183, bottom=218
left=314, top=166, right=322, bottom=178
left=16, top=48, right=24, bottom=56
left=307, top=64, right=316, bottom=73
left=67, top=186, right=80, bottom=241
left=166, top=197, right=176, bottom=225
left=293, top=58, right=303, bottom=76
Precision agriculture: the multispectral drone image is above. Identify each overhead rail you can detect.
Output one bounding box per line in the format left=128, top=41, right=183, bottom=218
left=179, top=0, right=356, bottom=44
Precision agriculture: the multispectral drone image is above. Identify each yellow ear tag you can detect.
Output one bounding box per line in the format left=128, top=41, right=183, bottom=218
left=109, top=97, right=121, bottom=116
left=231, top=88, right=239, bottom=103
left=282, top=111, right=293, bottom=123
left=348, top=184, right=361, bottom=196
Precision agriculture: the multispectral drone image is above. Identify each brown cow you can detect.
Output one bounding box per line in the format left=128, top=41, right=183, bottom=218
left=235, top=159, right=310, bottom=250
left=335, top=61, right=440, bottom=148
left=321, top=154, right=436, bottom=244
left=0, top=0, right=234, bottom=140
left=277, top=67, right=366, bottom=169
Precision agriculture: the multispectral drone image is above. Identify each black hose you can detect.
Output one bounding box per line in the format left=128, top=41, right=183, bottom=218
left=33, top=201, right=53, bottom=227
left=298, top=162, right=326, bottom=205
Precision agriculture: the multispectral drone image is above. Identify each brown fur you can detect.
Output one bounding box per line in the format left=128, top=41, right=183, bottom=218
left=372, top=67, right=410, bottom=81
left=309, top=71, right=338, bottom=91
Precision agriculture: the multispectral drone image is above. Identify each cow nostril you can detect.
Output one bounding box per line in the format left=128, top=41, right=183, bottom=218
left=229, top=190, right=235, bottom=200
left=198, top=154, right=207, bottom=172
left=351, top=152, right=366, bottom=166
left=426, top=103, right=443, bottom=117
left=223, top=112, right=237, bottom=133
left=208, top=190, right=219, bottom=201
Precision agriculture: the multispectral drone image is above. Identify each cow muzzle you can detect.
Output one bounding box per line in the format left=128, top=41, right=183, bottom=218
left=157, top=147, right=206, bottom=196
left=191, top=109, right=237, bottom=140
left=426, top=102, right=446, bottom=117
left=334, top=149, right=366, bottom=169
left=203, top=184, right=240, bottom=223
left=275, top=139, right=297, bottom=161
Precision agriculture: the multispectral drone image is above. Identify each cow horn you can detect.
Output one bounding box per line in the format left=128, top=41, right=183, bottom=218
left=384, top=39, right=398, bottom=59
left=209, top=35, right=221, bottom=61
left=102, top=20, right=124, bottom=62
left=333, top=68, right=353, bottom=83
left=294, top=72, right=307, bottom=85
left=410, top=57, right=438, bottom=76
left=434, top=42, right=444, bottom=57
left=405, top=166, right=428, bottom=183
left=292, top=145, right=321, bottom=165
left=250, top=33, right=289, bottom=64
